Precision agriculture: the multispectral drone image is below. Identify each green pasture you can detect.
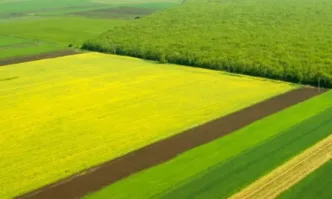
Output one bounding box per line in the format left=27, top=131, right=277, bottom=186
left=0, top=43, right=65, bottom=60
left=0, top=17, right=127, bottom=46
left=278, top=161, right=332, bottom=199
left=84, top=91, right=332, bottom=199
left=0, top=34, right=65, bottom=60
left=0, top=35, right=30, bottom=46
left=0, top=0, right=179, bottom=18
left=0, top=17, right=126, bottom=60
left=0, top=0, right=106, bottom=17
left=0, top=0, right=178, bottom=60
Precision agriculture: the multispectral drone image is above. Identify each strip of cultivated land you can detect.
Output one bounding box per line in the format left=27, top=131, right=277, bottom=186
left=0, top=53, right=295, bottom=199
left=18, top=89, right=327, bottom=199
left=278, top=160, right=332, bottom=199
left=83, top=90, right=332, bottom=199
left=0, top=49, right=81, bottom=66
left=230, top=135, right=332, bottom=199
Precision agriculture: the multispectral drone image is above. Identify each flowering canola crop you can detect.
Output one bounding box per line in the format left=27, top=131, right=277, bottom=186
left=0, top=53, right=294, bottom=199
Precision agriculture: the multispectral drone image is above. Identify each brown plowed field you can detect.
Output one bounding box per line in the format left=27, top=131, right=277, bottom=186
left=16, top=87, right=327, bottom=199
left=0, top=49, right=81, bottom=66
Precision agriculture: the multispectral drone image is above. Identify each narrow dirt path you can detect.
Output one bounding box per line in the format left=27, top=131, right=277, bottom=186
left=0, top=50, right=82, bottom=66
left=16, top=87, right=327, bottom=199
left=230, top=134, right=332, bottom=199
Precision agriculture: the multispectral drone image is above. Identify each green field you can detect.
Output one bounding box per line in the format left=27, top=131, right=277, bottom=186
left=83, top=0, right=332, bottom=87
left=0, top=17, right=126, bottom=60
left=0, top=35, right=30, bottom=46
left=278, top=161, right=332, bottom=199
left=0, top=0, right=179, bottom=18
left=84, top=90, right=332, bottom=199
left=0, top=17, right=127, bottom=46
left=0, top=43, right=65, bottom=59
left=0, top=0, right=179, bottom=60
left=0, top=52, right=294, bottom=199
left=0, top=34, right=66, bottom=59
left=0, top=0, right=99, bottom=17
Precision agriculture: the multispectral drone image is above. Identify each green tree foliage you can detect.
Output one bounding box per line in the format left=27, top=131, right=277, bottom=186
left=82, top=0, right=332, bottom=87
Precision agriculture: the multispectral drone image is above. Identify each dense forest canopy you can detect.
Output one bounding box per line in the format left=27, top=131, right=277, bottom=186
left=83, top=0, right=332, bottom=87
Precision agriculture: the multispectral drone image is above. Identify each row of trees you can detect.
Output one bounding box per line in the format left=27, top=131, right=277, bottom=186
left=83, top=0, right=332, bottom=87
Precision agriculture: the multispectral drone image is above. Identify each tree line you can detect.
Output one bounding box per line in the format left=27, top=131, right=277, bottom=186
left=83, top=0, right=332, bottom=87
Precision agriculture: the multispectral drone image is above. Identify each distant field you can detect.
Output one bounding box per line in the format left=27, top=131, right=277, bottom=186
left=0, top=34, right=65, bottom=60
left=84, top=90, right=332, bottom=199
left=0, top=0, right=179, bottom=18
left=84, top=0, right=332, bottom=87
left=0, top=35, right=29, bottom=46
left=278, top=161, right=332, bottom=199
left=0, top=0, right=178, bottom=60
left=0, top=17, right=126, bottom=46
left=0, top=43, right=65, bottom=60
left=0, top=0, right=100, bottom=17
left=0, top=17, right=126, bottom=60
left=0, top=53, right=293, bottom=199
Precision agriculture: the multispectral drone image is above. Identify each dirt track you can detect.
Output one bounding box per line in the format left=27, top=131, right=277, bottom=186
left=17, top=87, right=327, bottom=199
left=0, top=49, right=81, bottom=66
left=72, top=7, right=156, bottom=19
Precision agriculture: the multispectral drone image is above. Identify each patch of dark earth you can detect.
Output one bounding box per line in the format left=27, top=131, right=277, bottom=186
left=71, top=6, right=156, bottom=19
left=0, top=49, right=82, bottom=66
left=16, top=87, right=328, bottom=199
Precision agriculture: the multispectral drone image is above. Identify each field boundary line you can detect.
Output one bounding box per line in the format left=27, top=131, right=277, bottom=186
left=16, top=87, right=327, bottom=199
left=230, top=134, right=332, bottom=199
left=0, top=49, right=82, bottom=67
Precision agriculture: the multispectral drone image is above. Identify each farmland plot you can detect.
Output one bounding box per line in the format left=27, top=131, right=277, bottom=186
left=0, top=34, right=65, bottom=60
left=0, top=53, right=294, bottom=199
left=84, top=90, right=332, bottom=199
left=157, top=108, right=332, bottom=199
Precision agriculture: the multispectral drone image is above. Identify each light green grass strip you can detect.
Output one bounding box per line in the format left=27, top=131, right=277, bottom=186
left=278, top=160, right=332, bottom=199
left=85, top=90, right=332, bottom=199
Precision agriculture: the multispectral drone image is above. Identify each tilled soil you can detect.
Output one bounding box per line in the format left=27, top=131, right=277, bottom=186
left=0, top=49, right=81, bottom=66
left=72, top=7, right=156, bottom=19
left=16, top=87, right=327, bottom=199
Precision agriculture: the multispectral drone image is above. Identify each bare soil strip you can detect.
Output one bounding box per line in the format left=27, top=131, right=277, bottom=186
left=16, top=87, right=327, bottom=199
left=230, top=134, right=332, bottom=199
left=72, top=7, right=156, bottom=19
left=0, top=49, right=81, bottom=67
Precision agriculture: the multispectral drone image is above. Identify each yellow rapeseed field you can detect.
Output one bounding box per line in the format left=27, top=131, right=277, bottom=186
left=0, top=53, right=294, bottom=199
